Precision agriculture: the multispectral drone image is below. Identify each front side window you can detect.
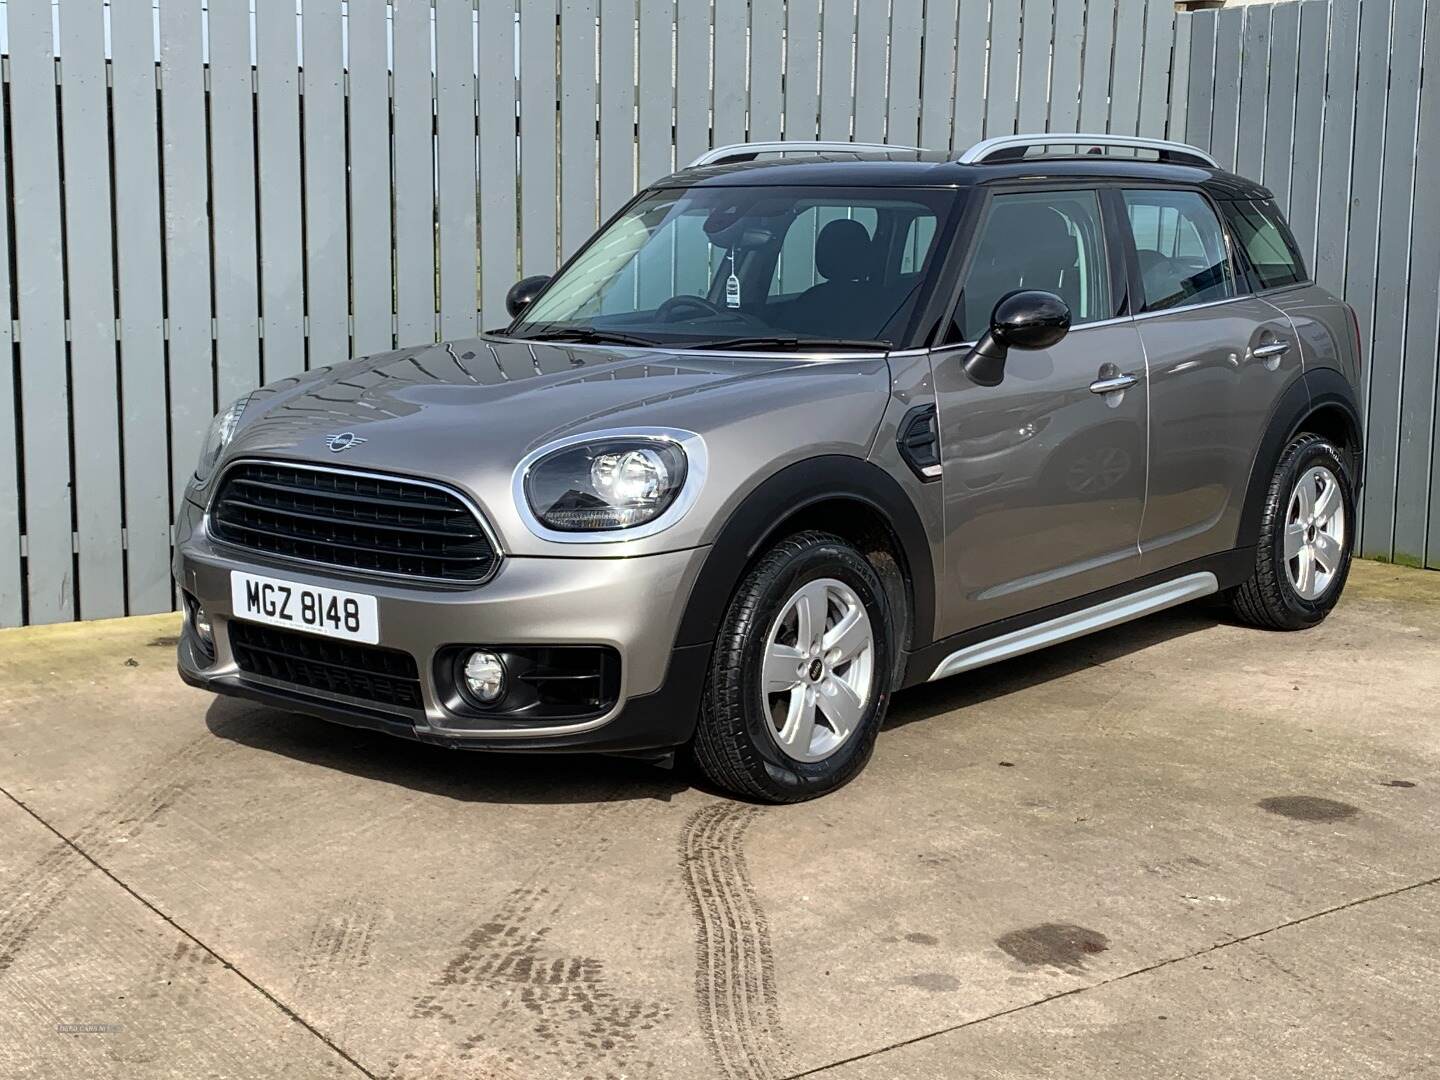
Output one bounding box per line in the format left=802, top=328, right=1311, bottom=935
left=952, top=189, right=1113, bottom=343
left=510, top=186, right=958, bottom=350
left=1122, top=189, right=1237, bottom=312
left=1222, top=199, right=1308, bottom=291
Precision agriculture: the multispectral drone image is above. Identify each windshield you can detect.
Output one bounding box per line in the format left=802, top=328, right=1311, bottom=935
left=507, top=185, right=959, bottom=351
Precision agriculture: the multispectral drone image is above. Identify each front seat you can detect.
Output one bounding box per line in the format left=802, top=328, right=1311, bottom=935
left=783, top=218, right=884, bottom=338
left=962, top=205, right=1082, bottom=339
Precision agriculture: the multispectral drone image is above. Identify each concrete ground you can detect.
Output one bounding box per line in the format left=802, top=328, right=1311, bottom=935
left=1, top=560, right=1437, bottom=1080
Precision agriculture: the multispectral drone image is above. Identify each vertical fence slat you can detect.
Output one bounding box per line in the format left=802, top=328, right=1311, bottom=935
left=712, top=0, right=748, bottom=147
left=984, top=0, right=1021, bottom=138
left=480, top=0, right=521, bottom=326
left=9, top=0, right=71, bottom=622
left=435, top=0, right=478, bottom=339
left=520, top=0, right=561, bottom=272
left=159, top=0, right=214, bottom=511
left=952, top=0, right=987, bottom=150
left=393, top=0, right=437, bottom=345
left=853, top=0, right=889, bottom=142
left=1360, top=0, right=1418, bottom=559
left=1314, top=0, right=1360, bottom=297
left=1235, top=4, right=1270, bottom=182
left=1108, top=0, right=1145, bottom=135
left=210, top=0, right=261, bottom=409
left=1346, top=0, right=1395, bottom=517
left=1137, top=0, right=1174, bottom=139
left=748, top=0, right=783, bottom=141
left=819, top=0, right=855, bottom=140
left=887, top=0, right=923, bottom=145
left=1185, top=11, right=1216, bottom=153
left=110, top=1, right=171, bottom=615
left=1209, top=8, right=1243, bottom=171
left=1167, top=11, right=1192, bottom=141
left=919, top=0, right=957, bottom=148
left=58, top=2, right=123, bottom=620
left=0, top=45, right=19, bottom=623
left=1078, top=0, right=1115, bottom=133
left=783, top=0, right=821, bottom=142
left=676, top=0, right=712, bottom=159
left=255, top=0, right=306, bottom=376
left=560, top=0, right=600, bottom=259
left=1262, top=2, right=1299, bottom=212
left=1287, top=1, right=1328, bottom=265
left=301, top=0, right=350, bottom=366
left=1048, top=0, right=1084, bottom=133
left=1017, top=0, right=1054, bottom=135
left=1399, top=0, right=1440, bottom=568
left=347, top=0, right=394, bottom=356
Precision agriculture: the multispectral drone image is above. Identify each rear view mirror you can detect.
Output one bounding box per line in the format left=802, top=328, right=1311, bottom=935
left=962, top=290, right=1072, bottom=387
left=506, top=275, right=552, bottom=319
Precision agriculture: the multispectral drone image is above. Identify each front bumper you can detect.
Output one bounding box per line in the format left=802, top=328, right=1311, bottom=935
left=173, top=499, right=712, bottom=752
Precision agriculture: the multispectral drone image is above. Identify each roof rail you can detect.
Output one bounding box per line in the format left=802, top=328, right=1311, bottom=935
left=957, top=133, right=1219, bottom=169
left=686, top=141, right=925, bottom=169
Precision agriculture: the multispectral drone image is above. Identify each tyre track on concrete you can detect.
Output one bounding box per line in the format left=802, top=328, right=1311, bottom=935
left=680, top=803, right=789, bottom=1080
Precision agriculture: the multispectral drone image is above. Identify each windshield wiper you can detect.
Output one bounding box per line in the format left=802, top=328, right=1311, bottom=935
left=515, top=326, right=662, bottom=347
left=693, top=335, right=893, bottom=353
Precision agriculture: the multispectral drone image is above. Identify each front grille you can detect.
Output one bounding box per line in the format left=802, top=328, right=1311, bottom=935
left=229, top=621, right=423, bottom=711
left=210, top=461, right=497, bottom=583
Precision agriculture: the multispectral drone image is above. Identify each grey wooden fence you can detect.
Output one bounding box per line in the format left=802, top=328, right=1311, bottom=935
left=1181, top=0, right=1440, bottom=571
left=0, top=0, right=1214, bottom=627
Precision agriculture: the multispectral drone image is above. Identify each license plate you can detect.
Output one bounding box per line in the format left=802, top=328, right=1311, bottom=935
left=229, top=571, right=379, bottom=644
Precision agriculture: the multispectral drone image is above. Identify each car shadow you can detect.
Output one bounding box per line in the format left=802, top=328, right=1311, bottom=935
left=205, top=601, right=1225, bottom=805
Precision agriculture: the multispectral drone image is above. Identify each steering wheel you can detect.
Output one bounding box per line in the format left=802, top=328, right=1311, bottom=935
left=656, top=294, right=765, bottom=326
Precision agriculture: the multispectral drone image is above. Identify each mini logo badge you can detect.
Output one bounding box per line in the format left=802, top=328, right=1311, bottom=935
left=324, top=432, right=366, bottom=453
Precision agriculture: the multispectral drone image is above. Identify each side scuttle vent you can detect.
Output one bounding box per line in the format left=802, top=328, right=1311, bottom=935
left=897, top=404, right=942, bottom=481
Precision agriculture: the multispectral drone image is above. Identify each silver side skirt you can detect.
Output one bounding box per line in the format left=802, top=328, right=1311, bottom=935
left=927, top=572, right=1220, bottom=683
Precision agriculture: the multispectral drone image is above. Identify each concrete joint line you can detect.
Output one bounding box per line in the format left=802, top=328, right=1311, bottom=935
left=0, top=782, right=378, bottom=1080
left=782, top=871, right=1440, bottom=1079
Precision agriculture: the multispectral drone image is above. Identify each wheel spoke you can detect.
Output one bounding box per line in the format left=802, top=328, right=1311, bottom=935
left=763, top=642, right=805, bottom=694
left=1295, top=476, right=1316, bottom=521
left=792, top=581, right=829, bottom=651
left=777, top=687, right=817, bottom=755
left=1283, top=521, right=1306, bottom=560
left=1295, top=546, right=1317, bottom=597
left=817, top=677, right=864, bottom=740
left=1313, top=479, right=1342, bottom=526
left=1313, top=531, right=1343, bottom=574
left=823, top=605, right=870, bottom=664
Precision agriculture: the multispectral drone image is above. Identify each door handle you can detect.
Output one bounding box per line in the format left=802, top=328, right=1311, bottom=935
left=1089, top=373, right=1138, bottom=395
left=1251, top=340, right=1291, bottom=360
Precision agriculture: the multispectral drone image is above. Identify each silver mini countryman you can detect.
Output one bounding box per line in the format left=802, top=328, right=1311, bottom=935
left=176, top=135, right=1364, bottom=802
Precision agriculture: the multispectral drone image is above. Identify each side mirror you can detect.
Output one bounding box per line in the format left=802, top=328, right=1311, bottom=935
left=962, top=290, right=1072, bottom=387
left=505, top=275, right=552, bottom=319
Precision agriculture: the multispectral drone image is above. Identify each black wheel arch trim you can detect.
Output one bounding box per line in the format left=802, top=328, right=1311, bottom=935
left=1237, top=367, right=1363, bottom=551
left=673, top=455, right=938, bottom=652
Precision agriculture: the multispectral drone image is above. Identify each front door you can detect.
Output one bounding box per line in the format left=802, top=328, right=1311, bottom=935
left=932, top=187, right=1148, bottom=637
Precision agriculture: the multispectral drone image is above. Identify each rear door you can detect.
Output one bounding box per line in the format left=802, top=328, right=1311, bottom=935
left=930, top=186, right=1149, bottom=636
left=1117, top=186, right=1302, bottom=573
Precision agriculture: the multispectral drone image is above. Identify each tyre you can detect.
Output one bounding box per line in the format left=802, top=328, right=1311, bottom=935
left=1231, top=432, right=1355, bottom=630
left=692, top=531, right=894, bottom=802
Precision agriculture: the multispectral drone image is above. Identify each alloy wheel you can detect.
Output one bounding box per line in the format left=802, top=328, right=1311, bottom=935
left=1284, top=464, right=1346, bottom=601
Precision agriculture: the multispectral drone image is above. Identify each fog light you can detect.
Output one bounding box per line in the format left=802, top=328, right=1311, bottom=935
left=462, top=650, right=506, bottom=704
left=190, top=600, right=214, bottom=649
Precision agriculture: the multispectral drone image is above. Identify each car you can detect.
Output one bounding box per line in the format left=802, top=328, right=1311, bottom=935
left=174, top=133, right=1364, bottom=803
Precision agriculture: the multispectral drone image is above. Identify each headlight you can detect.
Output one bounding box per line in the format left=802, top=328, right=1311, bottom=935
left=523, top=435, right=690, bottom=532
left=194, top=395, right=250, bottom=486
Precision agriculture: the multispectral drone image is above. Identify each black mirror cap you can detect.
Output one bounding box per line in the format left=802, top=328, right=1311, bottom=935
left=992, top=289, right=1072, bottom=351
left=505, top=275, right=552, bottom=319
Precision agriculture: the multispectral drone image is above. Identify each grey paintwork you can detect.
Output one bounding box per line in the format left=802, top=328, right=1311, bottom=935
left=175, top=190, right=1360, bottom=751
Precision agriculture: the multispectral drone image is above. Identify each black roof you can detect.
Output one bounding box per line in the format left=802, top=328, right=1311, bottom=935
left=663, top=151, right=1271, bottom=201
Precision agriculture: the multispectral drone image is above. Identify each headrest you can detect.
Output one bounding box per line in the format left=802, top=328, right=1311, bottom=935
left=815, top=218, right=873, bottom=282
left=980, top=205, right=1077, bottom=267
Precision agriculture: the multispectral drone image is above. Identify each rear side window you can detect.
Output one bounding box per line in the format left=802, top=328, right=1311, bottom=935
left=1122, top=189, right=1237, bottom=313
left=1222, top=199, right=1308, bottom=290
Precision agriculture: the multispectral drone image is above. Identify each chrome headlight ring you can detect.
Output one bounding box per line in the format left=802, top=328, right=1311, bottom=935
left=512, top=427, right=708, bottom=543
